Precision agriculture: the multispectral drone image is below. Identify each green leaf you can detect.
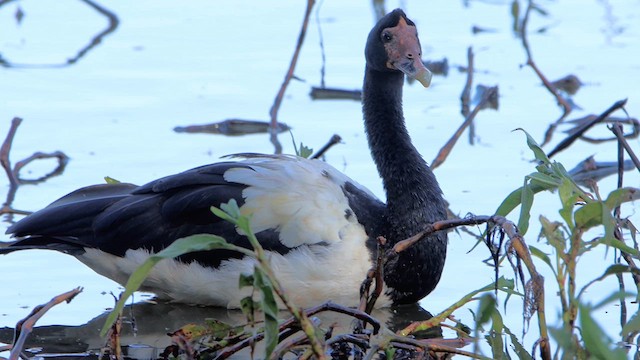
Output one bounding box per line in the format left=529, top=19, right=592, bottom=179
left=539, top=215, right=565, bottom=254
left=253, top=267, right=279, bottom=359
left=605, top=187, right=640, bottom=209
left=622, top=311, right=640, bottom=338
left=574, top=202, right=604, bottom=231
left=598, top=237, right=640, bottom=257
left=104, top=176, right=121, bottom=184
left=298, top=143, right=313, bottom=159
left=384, top=347, right=396, bottom=359
left=504, top=324, right=533, bottom=360
left=495, top=181, right=556, bottom=218
left=240, top=296, right=257, bottom=323
left=579, top=304, right=627, bottom=360
left=592, top=290, right=634, bottom=310
left=529, top=245, right=556, bottom=274
left=488, top=310, right=506, bottom=360
left=288, top=130, right=313, bottom=158
left=549, top=325, right=577, bottom=356
left=517, top=179, right=534, bottom=235
left=527, top=172, right=561, bottom=188
left=476, top=293, right=497, bottom=326
left=101, top=234, right=249, bottom=336
left=578, top=267, right=635, bottom=300
left=495, top=187, right=525, bottom=218
left=239, top=273, right=254, bottom=288
left=220, top=199, right=243, bottom=221
left=514, top=128, right=551, bottom=164
left=558, top=178, right=577, bottom=227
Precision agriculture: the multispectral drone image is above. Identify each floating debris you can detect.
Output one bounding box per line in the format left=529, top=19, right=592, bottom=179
left=174, top=119, right=291, bottom=136
left=423, top=58, right=449, bottom=76
left=471, top=25, right=497, bottom=34
left=563, top=115, right=639, bottom=141
left=568, top=155, right=635, bottom=186
left=310, top=87, right=362, bottom=101
left=550, top=74, right=583, bottom=95
left=472, top=84, right=499, bottom=110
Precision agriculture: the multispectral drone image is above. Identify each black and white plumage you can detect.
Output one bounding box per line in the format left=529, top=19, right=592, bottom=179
left=2, top=9, right=447, bottom=309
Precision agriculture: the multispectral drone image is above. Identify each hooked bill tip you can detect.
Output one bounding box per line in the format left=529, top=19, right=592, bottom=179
left=414, top=67, right=433, bottom=88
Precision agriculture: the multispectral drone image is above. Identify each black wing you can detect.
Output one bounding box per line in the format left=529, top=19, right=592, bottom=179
left=4, top=162, right=289, bottom=268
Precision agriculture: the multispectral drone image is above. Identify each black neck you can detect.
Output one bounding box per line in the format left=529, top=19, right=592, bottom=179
left=362, top=66, right=445, bottom=242
left=362, top=66, right=447, bottom=304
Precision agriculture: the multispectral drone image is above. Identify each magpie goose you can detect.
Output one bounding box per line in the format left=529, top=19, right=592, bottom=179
left=2, top=9, right=447, bottom=309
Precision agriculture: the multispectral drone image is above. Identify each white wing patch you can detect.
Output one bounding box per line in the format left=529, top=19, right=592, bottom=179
left=224, top=156, right=374, bottom=248
left=75, top=155, right=390, bottom=308
left=78, top=234, right=392, bottom=309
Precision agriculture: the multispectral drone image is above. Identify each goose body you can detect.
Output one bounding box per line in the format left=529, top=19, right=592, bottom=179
left=2, top=9, right=447, bottom=309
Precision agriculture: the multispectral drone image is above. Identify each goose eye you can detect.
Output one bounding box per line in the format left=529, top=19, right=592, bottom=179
left=381, top=32, right=392, bottom=42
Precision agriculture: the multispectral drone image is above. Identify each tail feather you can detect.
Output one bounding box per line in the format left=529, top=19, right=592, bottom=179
left=0, top=236, right=86, bottom=255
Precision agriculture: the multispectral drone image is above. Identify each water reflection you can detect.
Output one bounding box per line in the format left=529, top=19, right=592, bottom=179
left=0, top=301, right=439, bottom=358
left=0, top=0, right=118, bottom=68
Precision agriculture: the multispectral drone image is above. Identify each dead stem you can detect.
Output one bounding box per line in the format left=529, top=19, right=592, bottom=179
left=14, top=151, right=69, bottom=184
left=0, top=117, right=71, bottom=218
left=489, top=216, right=550, bottom=360
left=269, top=0, right=316, bottom=154
left=611, top=123, right=640, bottom=334
left=610, top=121, right=640, bottom=172
left=574, top=116, right=639, bottom=143
left=311, top=134, right=342, bottom=159
left=364, top=237, right=386, bottom=314
left=519, top=0, right=572, bottom=146
left=460, top=47, right=474, bottom=143
left=213, top=301, right=380, bottom=360
left=9, top=288, right=83, bottom=360
left=547, top=99, right=628, bottom=158
left=431, top=86, right=498, bottom=169
left=0, top=118, right=22, bottom=188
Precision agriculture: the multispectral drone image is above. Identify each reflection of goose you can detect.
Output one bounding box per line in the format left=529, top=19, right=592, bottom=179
left=2, top=9, right=447, bottom=309
left=0, top=303, right=439, bottom=356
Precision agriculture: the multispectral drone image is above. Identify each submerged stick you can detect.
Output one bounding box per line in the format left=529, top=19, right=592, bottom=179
left=9, top=288, right=83, bottom=360
left=311, top=134, right=342, bottom=159
left=0, top=117, right=21, bottom=188
left=268, top=0, right=316, bottom=154
left=610, top=121, right=640, bottom=173
left=460, top=47, right=474, bottom=143
left=431, top=86, right=498, bottom=169
left=547, top=99, right=627, bottom=158
left=519, top=0, right=572, bottom=146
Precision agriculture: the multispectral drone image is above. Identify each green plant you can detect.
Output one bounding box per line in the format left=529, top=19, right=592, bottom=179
left=492, top=129, right=640, bottom=358
left=102, top=200, right=325, bottom=359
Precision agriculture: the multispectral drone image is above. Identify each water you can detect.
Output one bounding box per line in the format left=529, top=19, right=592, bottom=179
left=1, top=0, right=639, bottom=357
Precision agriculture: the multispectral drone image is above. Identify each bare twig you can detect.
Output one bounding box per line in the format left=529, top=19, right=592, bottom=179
left=214, top=301, right=380, bottom=359
left=358, top=237, right=386, bottom=314
left=0, top=117, right=22, bottom=188
left=0, top=118, right=31, bottom=218
left=431, top=86, right=498, bottom=169
left=14, top=151, right=69, bottom=184
left=519, top=0, right=572, bottom=146
left=269, top=0, right=316, bottom=154
left=564, top=116, right=639, bottom=144
left=9, top=288, right=83, bottom=360
left=609, top=121, right=640, bottom=172
left=547, top=99, right=628, bottom=158
left=315, top=0, right=326, bottom=89
left=311, top=134, right=342, bottom=159
left=460, top=47, right=474, bottom=143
